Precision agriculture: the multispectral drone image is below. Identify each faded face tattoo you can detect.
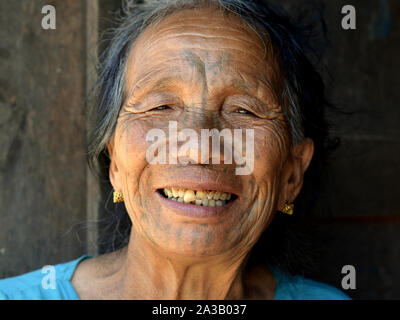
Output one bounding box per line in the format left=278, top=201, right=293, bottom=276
left=109, top=7, right=292, bottom=259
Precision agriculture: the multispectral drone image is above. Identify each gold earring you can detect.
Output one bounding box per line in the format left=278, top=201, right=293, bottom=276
left=113, top=191, right=124, bottom=203
left=281, top=202, right=294, bottom=215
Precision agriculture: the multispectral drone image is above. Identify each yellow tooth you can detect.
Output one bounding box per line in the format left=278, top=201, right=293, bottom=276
left=178, top=189, right=185, bottom=198
left=213, top=191, right=221, bottom=200
left=216, top=200, right=224, bottom=206
left=226, top=193, right=231, bottom=200
left=208, top=199, right=216, bottom=207
left=207, top=191, right=215, bottom=200
left=183, top=190, right=196, bottom=203
left=202, top=199, right=209, bottom=207
left=172, top=188, right=179, bottom=198
left=177, top=197, right=183, bottom=202
left=164, top=188, right=172, bottom=198
left=195, top=199, right=202, bottom=206
left=220, top=193, right=227, bottom=200
left=196, top=190, right=207, bottom=200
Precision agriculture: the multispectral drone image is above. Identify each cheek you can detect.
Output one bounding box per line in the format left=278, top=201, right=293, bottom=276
left=248, top=123, right=290, bottom=217
left=117, top=118, right=150, bottom=160
left=114, top=118, right=155, bottom=200
left=252, top=122, right=290, bottom=181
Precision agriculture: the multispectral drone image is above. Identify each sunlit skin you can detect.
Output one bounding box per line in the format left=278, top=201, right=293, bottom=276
left=71, top=6, right=314, bottom=299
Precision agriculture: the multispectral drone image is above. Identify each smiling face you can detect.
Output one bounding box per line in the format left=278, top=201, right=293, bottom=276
left=108, top=6, right=313, bottom=259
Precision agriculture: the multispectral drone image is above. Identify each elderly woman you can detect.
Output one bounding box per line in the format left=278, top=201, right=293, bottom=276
left=0, top=0, right=349, bottom=300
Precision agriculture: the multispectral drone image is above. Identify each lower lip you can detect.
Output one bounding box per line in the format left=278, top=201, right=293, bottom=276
left=155, top=191, right=236, bottom=219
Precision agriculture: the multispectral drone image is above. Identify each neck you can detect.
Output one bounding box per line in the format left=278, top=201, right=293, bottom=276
left=111, top=232, right=250, bottom=300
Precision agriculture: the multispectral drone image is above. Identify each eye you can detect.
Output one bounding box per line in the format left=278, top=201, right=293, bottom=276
left=151, top=105, right=171, bottom=111
left=235, top=108, right=254, bottom=115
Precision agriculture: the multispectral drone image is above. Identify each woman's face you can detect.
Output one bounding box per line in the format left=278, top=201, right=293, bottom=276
left=108, top=7, right=313, bottom=258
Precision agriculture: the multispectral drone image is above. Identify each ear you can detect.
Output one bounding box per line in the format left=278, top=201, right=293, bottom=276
left=107, top=139, right=122, bottom=192
left=278, top=138, right=314, bottom=208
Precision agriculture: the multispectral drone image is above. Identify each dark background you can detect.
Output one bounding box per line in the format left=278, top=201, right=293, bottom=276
left=0, top=0, right=399, bottom=299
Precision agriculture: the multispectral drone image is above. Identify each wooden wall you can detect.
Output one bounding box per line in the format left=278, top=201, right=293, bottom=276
left=0, top=0, right=398, bottom=299
left=0, top=0, right=90, bottom=276
left=286, top=0, right=400, bottom=300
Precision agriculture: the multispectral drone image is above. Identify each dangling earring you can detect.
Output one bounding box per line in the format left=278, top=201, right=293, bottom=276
left=281, top=201, right=294, bottom=215
left=113, top=191, right=124, bottom=203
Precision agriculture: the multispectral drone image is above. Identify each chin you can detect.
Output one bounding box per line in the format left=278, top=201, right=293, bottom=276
left=148, top=231, right=233, bottom=259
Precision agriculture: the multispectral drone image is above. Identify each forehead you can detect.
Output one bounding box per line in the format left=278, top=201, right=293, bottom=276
left=125, top=6, right=282, bottom=99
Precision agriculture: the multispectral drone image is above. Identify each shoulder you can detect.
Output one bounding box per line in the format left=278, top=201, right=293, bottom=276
left=271, top=266, right=351, bottom=300
left=0, top=255, right=91, bottom=300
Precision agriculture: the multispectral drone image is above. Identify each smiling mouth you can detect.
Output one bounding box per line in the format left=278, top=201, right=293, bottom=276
left=158, top=188, right=237, bottom=207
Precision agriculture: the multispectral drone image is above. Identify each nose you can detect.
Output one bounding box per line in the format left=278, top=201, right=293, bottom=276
left=171, top=106, right=236, bottom=166
left=180, top=103, right=221, bottom=132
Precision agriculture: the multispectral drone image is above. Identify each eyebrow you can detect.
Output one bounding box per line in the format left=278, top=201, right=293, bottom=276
left=233, top=94, right=283, bottom=120
left=125, top=74, right=183, bottom=103
left=124, top=90, right=181, bottom=110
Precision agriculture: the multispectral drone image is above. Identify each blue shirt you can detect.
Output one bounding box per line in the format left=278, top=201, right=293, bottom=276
left=0, top=255, right=350, bottom=300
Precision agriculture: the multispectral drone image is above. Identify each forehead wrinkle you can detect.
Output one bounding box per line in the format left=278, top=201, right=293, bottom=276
left=125, top=72, right=183, bottom=103
left=139, top=27, right=267, bottom=64
left=128, top=57, right=184, bottom=87
left=231, top=71, right=281, bottom=109
left=162, top=44, right=268, bottom=67
left=126, top=50, right=208, bottom=100
left=150, top=24, right=260, bottom=41
left=137, top=25, right=277, bottom=70
left=133, top=40, right=270, bottom=77
left=125, top=56, right=204, bottom=101
left=133, top=7, right=268, bottom=59
left=147, top=30, right=265, bottom=52
left=126, top=55, right=280, bottom=107
left=125, top=12, right=284, bottom=109
left=126, top=8, right=280, bottom=66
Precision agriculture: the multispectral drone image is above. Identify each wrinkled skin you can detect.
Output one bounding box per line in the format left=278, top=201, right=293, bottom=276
left=72, top=6, right=314, bottom=299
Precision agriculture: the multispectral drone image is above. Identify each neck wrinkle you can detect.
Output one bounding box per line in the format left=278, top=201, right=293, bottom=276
left=114, top=232, right=249, bottom=300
